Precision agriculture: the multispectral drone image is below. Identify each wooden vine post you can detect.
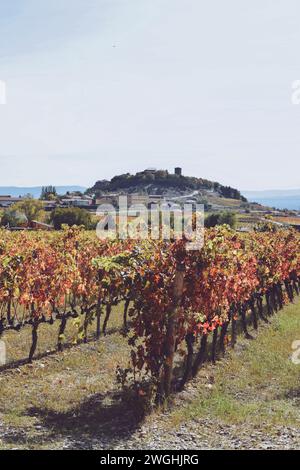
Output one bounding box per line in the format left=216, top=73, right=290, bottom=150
left=57, top=316, right=67, bottom=352
left=29, top=318, right=39, bottom=363
left=163, top=246, right=185, bottom=398
left=96, top=294, right=102, bottom=339
left=96, top=272, right=103, bottom=339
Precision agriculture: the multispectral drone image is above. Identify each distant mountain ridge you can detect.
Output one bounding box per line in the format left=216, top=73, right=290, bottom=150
left=243, top=189, right=300, bottom=198
left=242, top=190, right=300, bottom=210
left=0, top=186, right=87, bottom=199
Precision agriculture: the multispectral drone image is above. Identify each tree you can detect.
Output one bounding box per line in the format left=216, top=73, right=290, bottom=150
left=1, top=208, right=28, bottom=227
left=219, top=211, right=237, bottom=228
left=204, top=213, right=220, bottom=228
left=205, top=211, right=237, bottom=229
left=50, top=207, right=92, bottom=230
left=40, top=186, right=57, bottom=200
left=10, top=199, right=44, bottom=223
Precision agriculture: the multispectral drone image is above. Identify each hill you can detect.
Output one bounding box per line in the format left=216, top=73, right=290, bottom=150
left=87, top=169, right=247, bottom=203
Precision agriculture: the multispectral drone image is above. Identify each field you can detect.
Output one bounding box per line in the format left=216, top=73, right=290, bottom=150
left=236, top=213, right=263, bottom=231
left=206, top=195, right=243, bottom=208
left=271, top=216, right=300, bottom=226
left=0, top=300, right=300, bottom=449
left=0, top=306, right=132, bottom=450
left=0, top=226, right=300, bottom=449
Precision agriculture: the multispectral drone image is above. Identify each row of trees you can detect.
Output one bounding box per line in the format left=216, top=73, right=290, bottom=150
left=1, top=199, right=44, bottom=226
left=40, top=186, right=57, bottom=200
left=0, top=199, right=92, bottom=229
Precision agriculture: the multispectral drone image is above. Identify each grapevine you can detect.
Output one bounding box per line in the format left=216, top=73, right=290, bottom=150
left=0, top=226, right=299, bottom=402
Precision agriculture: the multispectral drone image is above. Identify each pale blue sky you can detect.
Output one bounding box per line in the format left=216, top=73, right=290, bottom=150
left=0, top=0, right=300, bottom=189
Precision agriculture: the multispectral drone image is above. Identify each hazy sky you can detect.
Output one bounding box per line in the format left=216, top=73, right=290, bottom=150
left=0, top=0, right=300, bottom=190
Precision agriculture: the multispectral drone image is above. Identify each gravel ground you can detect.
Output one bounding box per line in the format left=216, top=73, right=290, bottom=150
left=1, top=382, right=299, bottom=450
left=112, top=420, right=300, bottom=450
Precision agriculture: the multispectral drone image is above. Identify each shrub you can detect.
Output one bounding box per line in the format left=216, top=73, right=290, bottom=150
left=50, top=207, right=92, bottom=230
left=205, top=211, right=237, bottom=229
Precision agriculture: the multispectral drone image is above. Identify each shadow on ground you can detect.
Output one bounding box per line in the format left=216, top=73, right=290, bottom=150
left=3, top=389, right=145, bottom=448
left=0, top=324, right=123, bottom=374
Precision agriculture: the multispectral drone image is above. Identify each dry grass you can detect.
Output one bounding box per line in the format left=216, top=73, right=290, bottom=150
left=272, top=216, right=300, bottom=226
left=207, top=196, right=242, bottom=208
left=3, top=304, right=124, bottom=365
left=0, top=305, right=137, bottom=449
left=168, top=299, right=300, bottom=430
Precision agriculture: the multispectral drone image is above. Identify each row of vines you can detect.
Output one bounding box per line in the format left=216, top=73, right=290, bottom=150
left=0, top=226, right=299, bottom=402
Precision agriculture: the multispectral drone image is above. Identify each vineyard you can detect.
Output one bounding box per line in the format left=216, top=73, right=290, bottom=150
left=0, top=226, right=299, bottom=404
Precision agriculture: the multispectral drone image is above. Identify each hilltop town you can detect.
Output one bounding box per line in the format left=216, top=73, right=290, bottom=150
left=0, top=168, right=299, bottom=231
